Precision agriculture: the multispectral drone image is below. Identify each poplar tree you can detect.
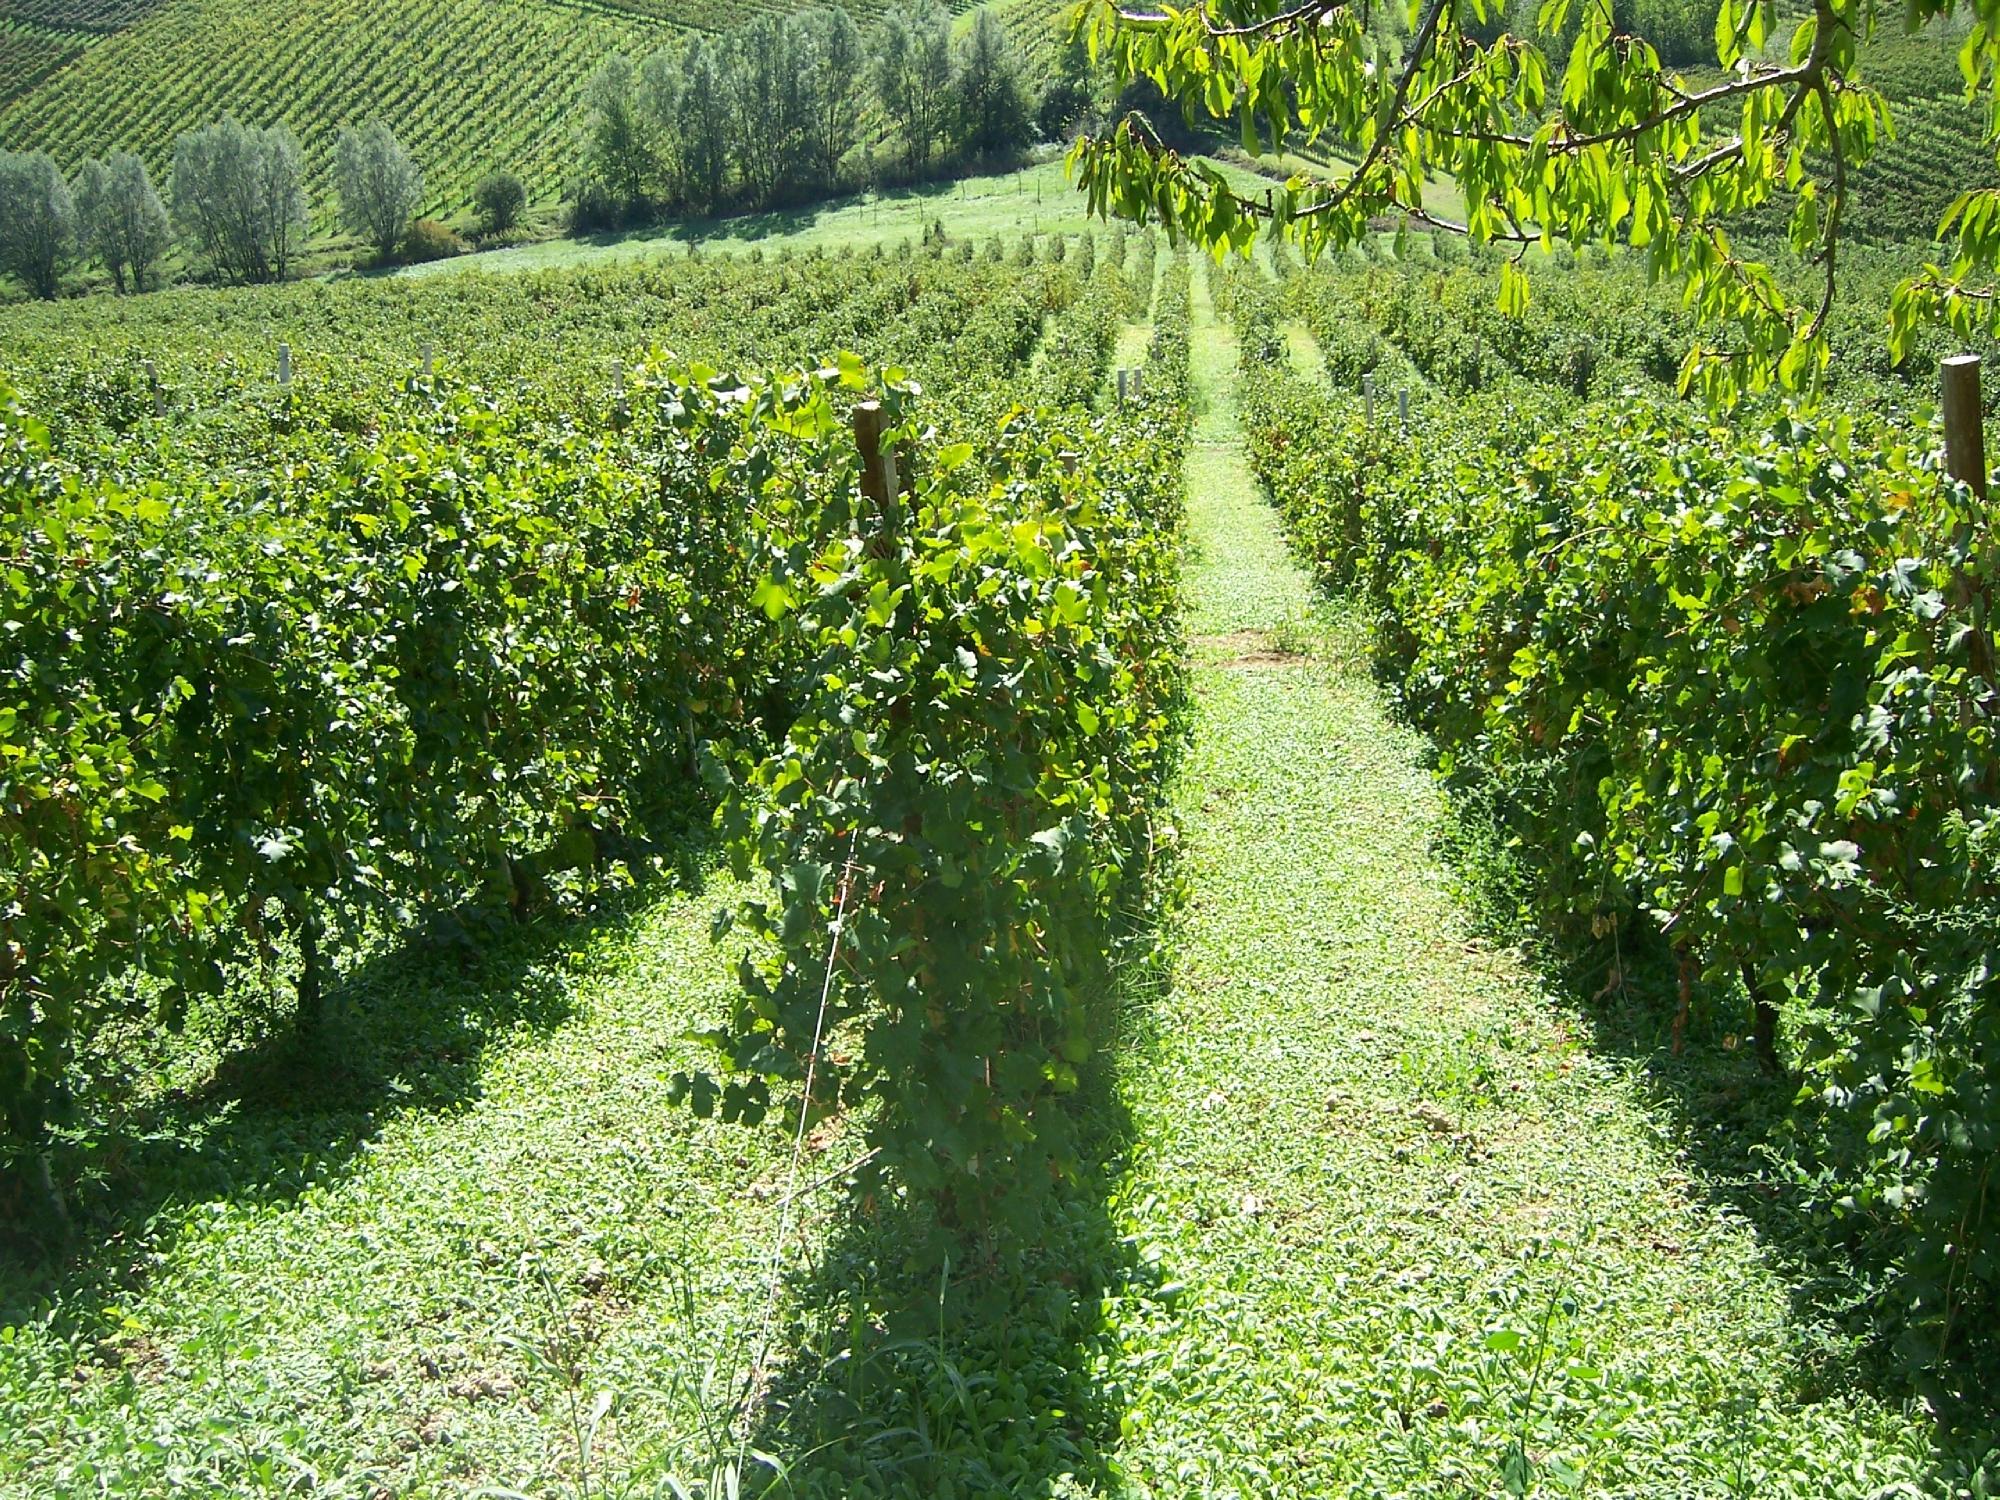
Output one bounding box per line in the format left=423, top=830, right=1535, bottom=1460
left=730, top=16, right=811, bottom=204
left=677, top=38, right=732, bottom=211
left=76, top=152, right=170, bottom=293
left=584, top=54, right=656, bottom=212
left=872, top=1, right=956, bottom=174
left=954, top=7, right=1030, bottom=159
left=800, top=7, right=864, bottom=190
left=637, top=48, right=683, bottom=202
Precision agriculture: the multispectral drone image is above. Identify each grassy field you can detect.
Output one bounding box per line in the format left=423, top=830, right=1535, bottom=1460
left=0, top=875, right=813, bottom=1495
left=1084, top=260, right=1950, bottom=1496
left=391, top=154, right=1305, bottom=280
left=398, top=155, right=1105, bottom=277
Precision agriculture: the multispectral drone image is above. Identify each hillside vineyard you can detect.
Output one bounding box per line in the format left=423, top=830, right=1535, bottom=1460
left=4, top=0, right=2000, bottom=1491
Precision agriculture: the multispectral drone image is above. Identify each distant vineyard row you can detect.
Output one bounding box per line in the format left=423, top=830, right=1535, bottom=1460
left=0, top=0, right=162, bottom=35
left=0, top=18, right=84, bottom=100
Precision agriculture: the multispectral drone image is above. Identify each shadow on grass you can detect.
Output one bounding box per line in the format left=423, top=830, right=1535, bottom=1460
left=732, top=949, right=1172, bottom=1499
left=1422, top=749, right=2000, bottom=1484
left=0, top=824, right=717, bottom=1336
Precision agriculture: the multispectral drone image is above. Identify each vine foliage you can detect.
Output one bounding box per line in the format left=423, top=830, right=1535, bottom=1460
left=1237, top=328, right=2000, bottom=1369
left=687, top=322, right=1192, bottom=1248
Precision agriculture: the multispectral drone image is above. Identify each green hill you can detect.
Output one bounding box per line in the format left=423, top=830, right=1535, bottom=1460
left=1837, top=28, right=1999, bottom=245
left=0, top=18, right=85, bottom=99
left=0, top=0, right=1042, bottom=227
left=0, top=0, right=681, bottom=221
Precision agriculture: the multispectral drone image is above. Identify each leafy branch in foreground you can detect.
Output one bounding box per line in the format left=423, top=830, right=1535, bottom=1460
left=1069, top=0, right=2000, bottom=398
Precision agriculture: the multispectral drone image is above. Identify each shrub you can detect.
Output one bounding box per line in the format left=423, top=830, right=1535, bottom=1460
left=399, top=217, right=464, bottom=262
left=0, top=360, right=793, bottom=1214
left=1037, top=76, right=1093, bottom=141
left=695, top=348, right=1191, bottom=1249
left=472, top=168, right=526, bottom=235
left=565, top=177, right=621, bottom=234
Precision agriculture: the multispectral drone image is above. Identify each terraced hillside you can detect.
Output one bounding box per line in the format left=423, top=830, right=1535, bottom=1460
left=0, top=0, right=679, bottom=221
left=0, top=17, right=85, bottom=98
left=1838, top=29, right=2000, bottom=244
left=0, top=0, right=1045, bottom=226
left=1700, top=24, right=1997, bottom=246
left=993, top=0, right=1077, bottom=72
left=0, top=0, right=169, bottom=28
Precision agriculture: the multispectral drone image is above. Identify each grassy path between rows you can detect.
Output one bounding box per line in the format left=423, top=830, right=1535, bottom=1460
left=0, top=874, right=803, bottom=1496
left=1081, top=259, right=1940, bottom=1494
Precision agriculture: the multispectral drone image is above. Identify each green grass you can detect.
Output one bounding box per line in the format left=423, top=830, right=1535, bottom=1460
left=0, top=869, right=810, bottom=1495
left=1279, top=319, right=1326, bottom=383
left=1217, top=142, right=1474, bottom=235
left=395, top=156, right=1303, bottom=283
left=1109, top=240, right=1161, bottom=367
left=399, top=156, right=1106, bottom=279
left=1078, top=259, right=1947, bottom=1495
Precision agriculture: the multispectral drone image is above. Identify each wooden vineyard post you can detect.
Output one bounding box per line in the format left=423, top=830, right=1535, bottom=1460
left=1133, top=367, right=1144, bottom=400
left=1117, top=368, right=1129, bottom=407
left=1398, top=388, right=1409, bottom=431
left=853, top=400, right=898, bottom=534
left=421, top=342, right=435, bottom=376
left=611, top=359, right=628, bottom=423
left=1943, top=355, right=1988, bottom=499
left=276, top=343, right=291, bottom=387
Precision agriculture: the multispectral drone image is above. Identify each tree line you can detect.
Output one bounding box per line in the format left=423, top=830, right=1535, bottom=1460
left=0, top=0, right=1073, bottom=300
left=0, top=116, right=523, bottom=299
left=575, top=2, right=1052, bottom=226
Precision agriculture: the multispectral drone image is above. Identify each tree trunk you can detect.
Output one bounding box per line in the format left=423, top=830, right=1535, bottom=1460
left=30, top=1149, right=72, bottom=1246
left=296, top=902, right=324, bottom=1033
left=1741, top=962, right=1782, bottom=1074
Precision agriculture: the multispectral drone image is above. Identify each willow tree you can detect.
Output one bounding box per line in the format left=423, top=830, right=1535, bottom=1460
left=0, top=151, right=75, bottom=300
left=171, top=118, right=308, bottom=285
left=336, top=122, right=425, bottom=258
left=1069, top=0, right=2000, bottom=394
left=75, top=152, right=170, bottom=293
